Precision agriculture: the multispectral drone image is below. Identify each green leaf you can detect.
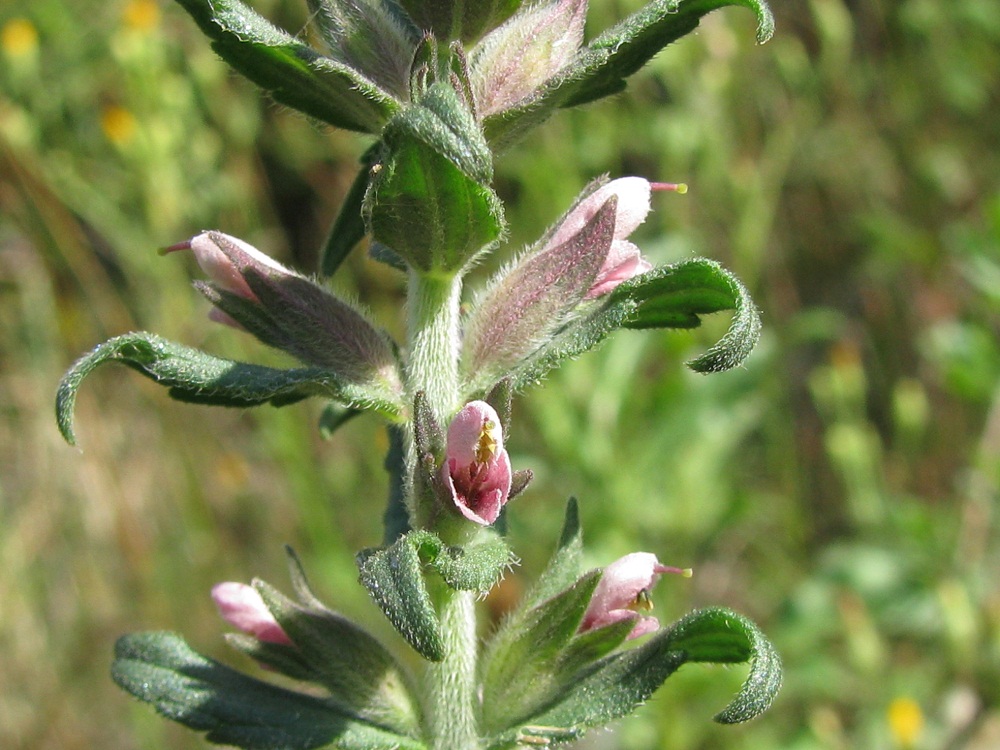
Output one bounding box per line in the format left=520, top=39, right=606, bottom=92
left=500, top=258, right=760, bottom=393
left=381, top=424, right=411, bottom=544
left=172, top=0, right=399, bottom=133
left=320, top=162, right=374, bottom=277
left=522, top=498, right=584, bottom=610
left=675, top=608, right=782, bottom=724
left=254, top=581, right=422, bottom=737
left=112, top=631, right=426, bottom=750
left=482, top=0, right=773, bottom=149
left=365, top=84, right=504, bottom=272
left=356, top=528, right=513, bottom=659
left=488, top=607, right=781, bottom=746
left=357, top=536, right=445, bottom=661
left=409, top=529, right=514, bottom=593
left=480, top=570, right=603, bottom=733
left=610, top=258, right=762, bottom=373
left=563, top=0, right=775, bottom=108
left=56, top=332, right=403, bottom=445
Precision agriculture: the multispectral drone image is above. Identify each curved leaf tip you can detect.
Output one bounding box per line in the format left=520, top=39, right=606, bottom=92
left=749, top=0, right=776, bottom=44
left=666, top=607, right=782, bottom=724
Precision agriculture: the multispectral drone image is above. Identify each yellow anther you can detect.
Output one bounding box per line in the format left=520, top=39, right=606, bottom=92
left=475, top=419, right=499, bottom=463
left=631, top=588, right=654, bottom=612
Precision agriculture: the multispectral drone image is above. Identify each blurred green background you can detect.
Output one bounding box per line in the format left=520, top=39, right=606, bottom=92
left=2, top=0, right=1000, bottom=748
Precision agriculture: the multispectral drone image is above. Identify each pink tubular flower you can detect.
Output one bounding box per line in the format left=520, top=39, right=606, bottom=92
left=440, top=401, right=513, bottom=526
left=544, top=177, right=687, bottom=299
left=163, top=231, right=294, bottom=301
left=580, top=552, right=691, bottom=640
left=212, top=582, right=292, bottom=646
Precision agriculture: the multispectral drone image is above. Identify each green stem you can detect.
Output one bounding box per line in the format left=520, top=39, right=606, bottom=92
left=406, top=269, right=462, bottom=423
left=424, top=586, right=480, bottom=750
left=406, top=269, right=479, bottom=748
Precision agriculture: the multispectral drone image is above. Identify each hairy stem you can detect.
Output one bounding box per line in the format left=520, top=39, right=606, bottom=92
left=406, top=269, right=479, bottom=747
left=406, top=270, right=462, bottom=424
left=424, top=586, right=480, bottom=750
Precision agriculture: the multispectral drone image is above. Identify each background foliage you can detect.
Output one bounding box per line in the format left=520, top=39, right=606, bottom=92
left=2, top=0, right=999, bottom=748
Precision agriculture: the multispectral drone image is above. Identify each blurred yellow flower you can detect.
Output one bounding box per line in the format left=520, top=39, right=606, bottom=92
left=101, top=105, right=137, bottom=146
left=122, top=0, right=161, bottom=33
left=1, top=18, right=38, bottom=57
left=887, top=696, right=924, bottom=749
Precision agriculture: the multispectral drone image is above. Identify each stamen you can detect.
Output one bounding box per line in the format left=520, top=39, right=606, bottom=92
left=158, top=240, right=192, bottom=256
left=476, top=419, right=499, bottom=462
left=655, top=564, right=694, bottom=578
left=650, top=181, right=688, bottom=194
left=631, top=588, right=654, bottom=611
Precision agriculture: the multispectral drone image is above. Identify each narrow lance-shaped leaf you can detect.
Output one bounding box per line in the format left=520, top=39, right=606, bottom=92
left=563, top=0, right=775, bottom=108
left=487, top=607, right=781, bottom=747
left=112, top=631, right=426, bottom=750
left=523, top=497, right=584, bottom=609
left=502, top=258, right=761, bottom=394
left=320, top=159, right=377, bottom=278
left=172, top=0, right=399, bottom=133
left=357, top=535, right=445, bottom=661
left=253, top=581, right=422, bottom=738
left=480, top=570, right=604, bottom=734
left=56, top=332, right=403, bottom=445
left=610, top=257, right=762, bottom=373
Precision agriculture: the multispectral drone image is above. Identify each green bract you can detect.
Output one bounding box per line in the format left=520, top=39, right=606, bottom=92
left=364, top=83, right=505, bottom=273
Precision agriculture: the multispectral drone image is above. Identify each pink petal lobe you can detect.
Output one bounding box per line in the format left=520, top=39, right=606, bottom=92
left=211, top=582, right=292, bottom=645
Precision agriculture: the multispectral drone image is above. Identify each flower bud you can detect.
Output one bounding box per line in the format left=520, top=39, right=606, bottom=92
left=212, top=582, right=292, bottom=645
left=542, top=177, right=684, bottom=299
left=580, top=552, right=690, bottom=640
left=471, top=0, right=587, bottom=117
left=163, top=231, right=293, bottom=301
left=440, top=400, right=513, bottom=525
left=165, top=231, right=401, bottom=390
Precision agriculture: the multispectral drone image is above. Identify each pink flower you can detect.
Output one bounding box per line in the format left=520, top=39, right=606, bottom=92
left=211, top=582, right=292, bottom=646
left=440, top=401, right=513, bottom=525
left=543, top=178, right=686, bottom=299
left=162, top=231, right=401, bottom=387
left=163, top=231, right=294, bottom=301
left=580, top=552, right=691, bottom=640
